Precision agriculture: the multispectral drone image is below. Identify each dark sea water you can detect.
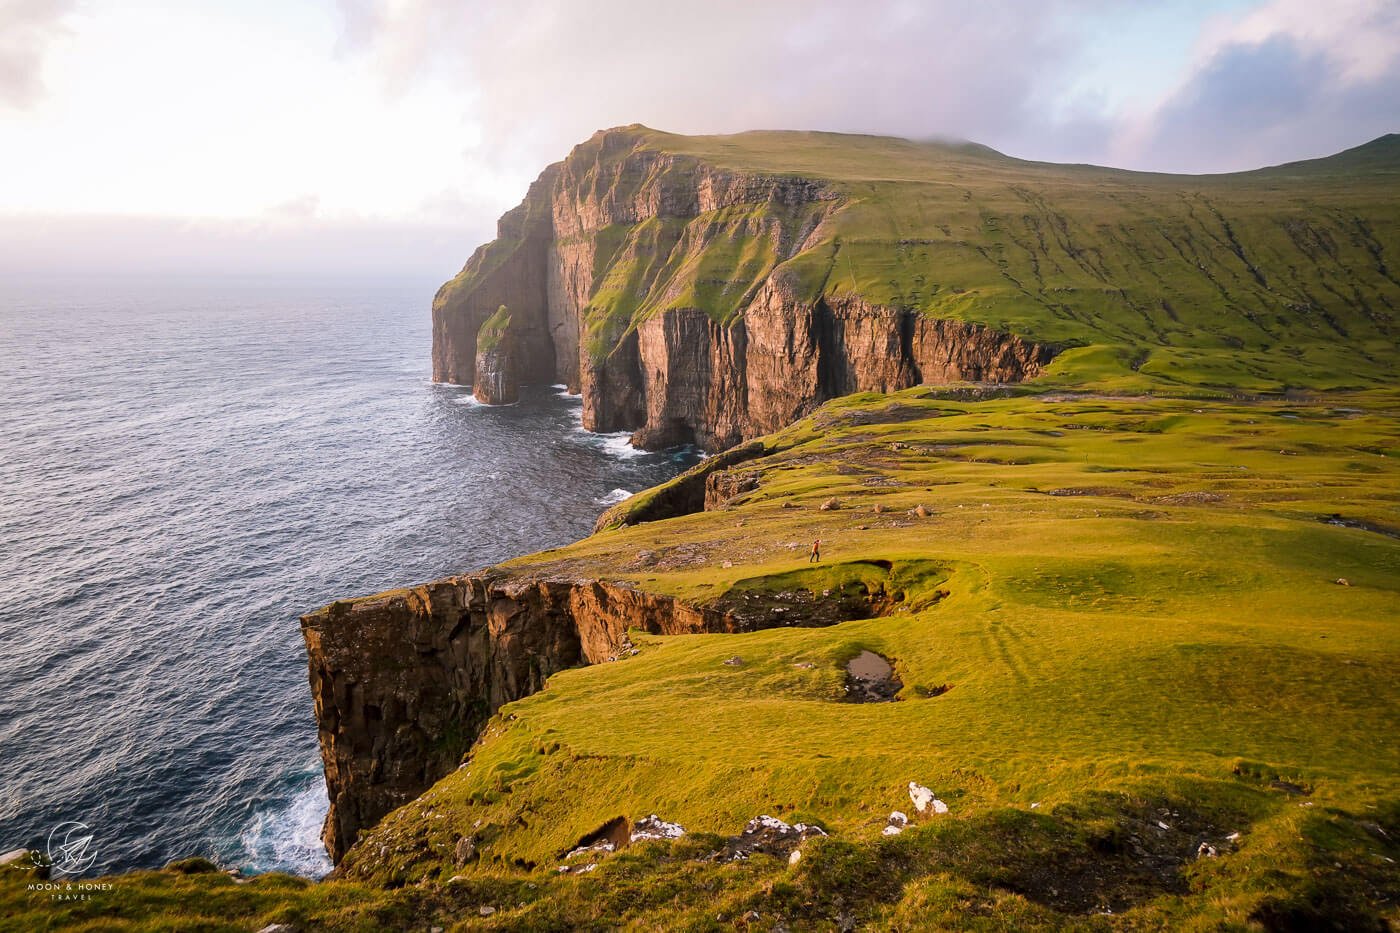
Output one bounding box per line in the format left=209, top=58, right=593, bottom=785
left=0, top=276, right=694, bottom=877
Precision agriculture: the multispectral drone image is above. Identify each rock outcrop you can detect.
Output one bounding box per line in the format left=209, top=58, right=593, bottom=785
left=432, top=127, right=1056, bottom=450
left=593, top=440, right=769, bottom=532
left=472, top=306, right=519, bottom=405
left=303, top=570, right=792, bottom=864
left=473, top=341, right=517, bottom=405
left=432, top=170, right=559, bottom=389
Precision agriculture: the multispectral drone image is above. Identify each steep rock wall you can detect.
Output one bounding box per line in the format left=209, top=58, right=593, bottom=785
left=472, top=338, right=518, bottom=405
left=910, top=315, right=1057, bottom=383
left=431, top=168, right=559, bottom=388
left=632, top=307, right=749, bottom=449
left=618, top=286, right=1057, bottom=449
left=432, top=128, right=1053, bottom=450
left=303, top=572, right=752, bottom=864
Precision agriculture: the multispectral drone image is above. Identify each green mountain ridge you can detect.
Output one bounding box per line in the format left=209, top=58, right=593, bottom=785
left=617, top=124, right=1400, bottom=359
left=435, top=125, right=1399, bottom=437
left=1252, top=133, right=1400, bottom=176
left=628, top=125, right=1400, bottom=177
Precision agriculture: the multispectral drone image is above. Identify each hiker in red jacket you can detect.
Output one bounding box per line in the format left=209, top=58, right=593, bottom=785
left=809, top=538, right=821, bottom=562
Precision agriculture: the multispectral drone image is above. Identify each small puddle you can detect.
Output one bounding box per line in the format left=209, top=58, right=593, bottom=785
left=844, top=650, right=902, bottom=702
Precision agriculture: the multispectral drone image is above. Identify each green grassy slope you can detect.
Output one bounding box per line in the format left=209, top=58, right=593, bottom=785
left=6, top=132, right=1398, bottom=931
left=446, top=126, right=1399, bottom=388
left=477, top=305, right=512, bottom=351
left=11, top=386, right=1396, bottom=930
left=645, top=127, right=1400, bottom=389
left=330, top=388, right=1399, bottom=919
left=574, top=198, right=831, bottom=362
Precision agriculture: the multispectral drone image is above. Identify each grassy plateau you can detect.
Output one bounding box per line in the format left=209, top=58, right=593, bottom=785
left=445, top=126, right=1400, bottom=389
left=4, top=129, right=1398, bottom=931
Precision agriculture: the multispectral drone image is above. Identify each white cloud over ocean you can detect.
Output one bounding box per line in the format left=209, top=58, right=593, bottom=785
left=0, top=0, right=1394, bottom=277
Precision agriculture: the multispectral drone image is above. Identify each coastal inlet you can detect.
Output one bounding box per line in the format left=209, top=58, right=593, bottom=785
left=0, top=277, right=696, bottom=877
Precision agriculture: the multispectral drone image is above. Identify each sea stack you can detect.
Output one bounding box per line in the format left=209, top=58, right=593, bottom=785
left=472, top=305, right=518, bottom=405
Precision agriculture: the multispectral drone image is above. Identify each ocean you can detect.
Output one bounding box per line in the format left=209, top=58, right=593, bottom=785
left=0, top=276, right=695, bottom=878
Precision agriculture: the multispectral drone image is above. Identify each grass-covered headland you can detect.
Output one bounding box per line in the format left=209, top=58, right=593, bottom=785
left=7, top=386, right=1397, bottom=930
left=4, top=130, right=1398, bottom=931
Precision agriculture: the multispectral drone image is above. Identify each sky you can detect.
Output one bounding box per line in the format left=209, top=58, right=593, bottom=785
left=1, top=0, right=1397, bottom=280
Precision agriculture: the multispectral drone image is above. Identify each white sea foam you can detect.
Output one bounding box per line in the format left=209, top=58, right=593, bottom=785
left=597, top=488, right=634, bottom=505
left=240, top=780, right=333, bottom=878
left=599, top=432, right=646, bottom=459
left=566, top=410, right=647, bottom=459
left=2, top=285, right=703, bottom=879
left=451, top=392, right=519, bottom=408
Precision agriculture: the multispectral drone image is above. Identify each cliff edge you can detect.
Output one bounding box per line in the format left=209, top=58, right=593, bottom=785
left=432, top=126, right=1400, bottom=449
left=301, top=543, right=905, bottom=862
left=432, top=127, right=1057, bottom=449
left=303, top=571, right=749, bottom=862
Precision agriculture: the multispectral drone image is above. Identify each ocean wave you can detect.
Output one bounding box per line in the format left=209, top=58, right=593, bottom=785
left=454, top=392, right=521, bottom=408
left=596, top=488, right=634, bottom=505
left=238, top=778, right=333, bottom=878
left=1, top=283, right=695, bottom=877
left=564, top=409, right=647, bottom=459
left=598, top=431, right=647, bottom=459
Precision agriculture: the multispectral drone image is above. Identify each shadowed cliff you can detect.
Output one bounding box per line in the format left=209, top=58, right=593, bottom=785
left=302, top=573, right=741, bottom=862
left=302, top=554, right=912, bottom=862
left=432, top=127, right=1400, bottom=448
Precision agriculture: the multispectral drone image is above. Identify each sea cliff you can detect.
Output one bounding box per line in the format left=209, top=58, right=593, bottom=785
left=274, top=129, right=1400, bottom=928
left=4, top=130, right=1399, bottom=933
left=431, top=127, right=1056, bottom=449
left=431, top=127, right=1400, bottom=451
left=302, top=572, right=749, bottom=862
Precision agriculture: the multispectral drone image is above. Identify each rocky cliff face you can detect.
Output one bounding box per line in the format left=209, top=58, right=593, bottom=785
left=472, top=306, right=520, bottom=405
left=432, top=128, right=1054, bottom=449
left=472, top=339, right=518, bottom=405
left=303, top=571, right=766, bottom=864
left=432, top=170, right=559, bottom=389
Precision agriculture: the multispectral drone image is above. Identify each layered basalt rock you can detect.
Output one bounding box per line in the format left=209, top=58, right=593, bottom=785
left=472, top=339, right=517, bottom=405
left=592, top=440, right=769, bottom=532
left=472, top=307, right=519, bottom=405
left=302, top=553, right=926, bottom=864
left=303, top=572, right=763, bottom=864
left=431, top=127, right=1054, bottom=449
left=431, top=170, right=560, bottom=389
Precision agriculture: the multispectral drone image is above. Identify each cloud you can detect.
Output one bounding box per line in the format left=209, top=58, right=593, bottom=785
left=266, top=194, right=323, bottom=223
left=334, top=0, right=1119, bottom=172
left=1119, top=0, right=1400, bottom=171
left=3, top=1, right=1395, bottom=283
left=335, top=0, right=1398, bottom=176
left=0, top=211, right=489, bottom=280
left=0, top=0, right=74, bottom=110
